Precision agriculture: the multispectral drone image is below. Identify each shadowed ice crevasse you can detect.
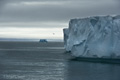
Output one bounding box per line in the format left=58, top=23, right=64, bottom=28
left=63, top=15, right=120, bottom=58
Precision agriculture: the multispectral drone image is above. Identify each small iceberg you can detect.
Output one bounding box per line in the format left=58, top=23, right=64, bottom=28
left=39, top=39, right=48, bottom=43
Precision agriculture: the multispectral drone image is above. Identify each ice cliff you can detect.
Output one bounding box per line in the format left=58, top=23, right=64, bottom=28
left=63, top=15, right=120, bottom=58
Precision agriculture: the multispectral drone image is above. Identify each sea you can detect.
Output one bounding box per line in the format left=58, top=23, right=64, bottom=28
left=0, top=41, right=120, bottom=80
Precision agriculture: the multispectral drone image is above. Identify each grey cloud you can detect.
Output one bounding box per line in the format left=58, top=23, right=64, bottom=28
left=0, top=0, right=8, bottom=11
left=0, top=0, right=7, bottom=6
left=0, top=0, right=120, bottom=26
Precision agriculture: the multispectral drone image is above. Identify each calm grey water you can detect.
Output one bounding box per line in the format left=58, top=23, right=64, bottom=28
left=0, top=42, right=120, bottom=80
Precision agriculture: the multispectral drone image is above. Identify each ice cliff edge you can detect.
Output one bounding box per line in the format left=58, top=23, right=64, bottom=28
left=63, top=15, right=120, bottom=58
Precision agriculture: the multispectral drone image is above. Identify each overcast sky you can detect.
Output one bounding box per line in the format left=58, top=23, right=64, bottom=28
left=0, top=0, right=120, bottom=39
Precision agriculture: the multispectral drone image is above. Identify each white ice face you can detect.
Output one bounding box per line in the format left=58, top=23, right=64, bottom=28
left=63, top=15, right=120, bottom=58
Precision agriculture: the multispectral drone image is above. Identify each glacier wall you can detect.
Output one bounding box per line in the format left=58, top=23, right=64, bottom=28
left=63, top=15, right=120, bottom=58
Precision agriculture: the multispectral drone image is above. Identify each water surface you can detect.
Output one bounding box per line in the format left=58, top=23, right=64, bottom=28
left=0, top=42, right=120, bottom=80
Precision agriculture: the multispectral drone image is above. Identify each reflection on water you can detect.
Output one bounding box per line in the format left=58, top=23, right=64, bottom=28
left=67, top=61, right=120, bottom=80
left=1, top=61, right=67, bottom=80
left=0, top=42, right=120, bottom=80
left=0, top=45, right=68, bottom=80
left=0, top=47, right=64, bottom=51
